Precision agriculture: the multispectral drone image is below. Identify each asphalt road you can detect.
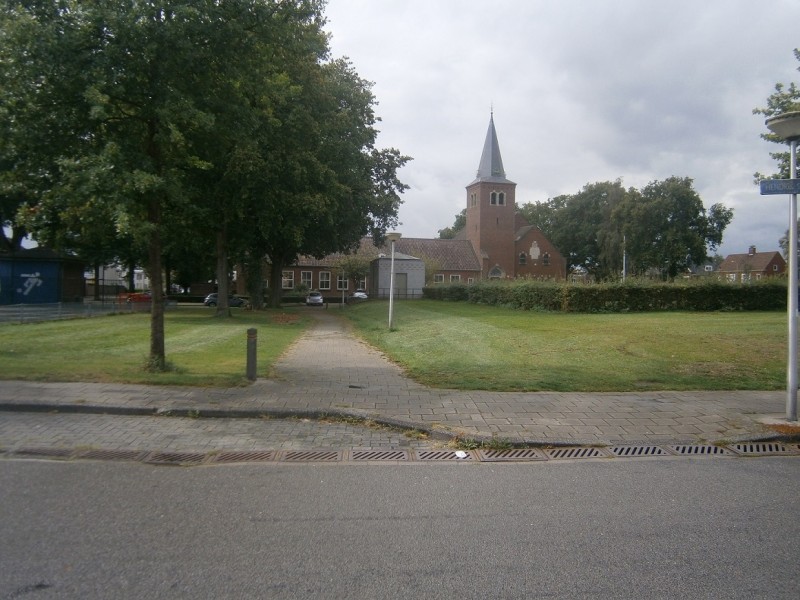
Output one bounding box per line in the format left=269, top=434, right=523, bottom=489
left=1, top=458, right=798, bottom=599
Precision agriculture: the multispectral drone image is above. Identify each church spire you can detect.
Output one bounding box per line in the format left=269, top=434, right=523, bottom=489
left=472, top=112, right=513, bottom=184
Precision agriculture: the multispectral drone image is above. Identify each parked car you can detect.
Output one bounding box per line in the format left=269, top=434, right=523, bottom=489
left=352, top=289, right=368, bottom=299
left=126, top=292, right=152, bottom=303
left=306, top=291, right=324, bottom=306
left=203, top=293, right=248, bottom=308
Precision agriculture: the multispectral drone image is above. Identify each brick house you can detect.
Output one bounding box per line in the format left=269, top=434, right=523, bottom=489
left=718, top=246, right=786, bottom=282
left=279, top=114, right=566, bottom=295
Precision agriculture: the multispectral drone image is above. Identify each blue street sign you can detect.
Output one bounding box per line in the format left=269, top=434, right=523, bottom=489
left=760, top=179, right=800, bottom=195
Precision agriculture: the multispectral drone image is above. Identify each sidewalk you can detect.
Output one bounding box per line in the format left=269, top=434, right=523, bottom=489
left=0, top=309, right=793, bottom=447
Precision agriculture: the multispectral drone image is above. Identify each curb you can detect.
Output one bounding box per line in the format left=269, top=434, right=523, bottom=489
left=2, top=402, right=798, bottom=448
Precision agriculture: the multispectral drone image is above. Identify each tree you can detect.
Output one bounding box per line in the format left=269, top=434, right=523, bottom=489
left=753, top=48, right=800, bottom=181
left=619, top=177, right=732, bottom=279
left=438, top=209, right=466, bottom=239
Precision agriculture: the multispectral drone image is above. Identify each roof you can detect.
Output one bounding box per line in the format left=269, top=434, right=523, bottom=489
left=718, top=250, right=785, bottom=273
left=295, top=237, right=481, bottom=272
left=469, top=113, right=515, bottom=186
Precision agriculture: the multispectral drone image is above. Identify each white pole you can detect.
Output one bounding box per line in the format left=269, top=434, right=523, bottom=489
left=788, top=139, right=798, bottom=421
left=388, top=238, right=396, bottom=330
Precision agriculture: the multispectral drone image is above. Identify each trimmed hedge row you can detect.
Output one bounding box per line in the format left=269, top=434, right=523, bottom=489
left=421, top=280, right=788, bottom=312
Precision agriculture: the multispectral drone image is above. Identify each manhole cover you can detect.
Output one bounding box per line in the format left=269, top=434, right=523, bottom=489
left=351, top=450, right=410, bottom=461
left=544, top=447, right=609, bottom=460
left=414, top=450, right=474, bottom=461
left=279, top=450, right=341, bottom=462
left=669, top=445, right=733, bottom=456
left=211, top=451, right=276, bottom=464
left=477, top=448, right=547, bottom=462
left=610, top=445, right=669, bottom=457
left=730, top=442, right=797, bottom=456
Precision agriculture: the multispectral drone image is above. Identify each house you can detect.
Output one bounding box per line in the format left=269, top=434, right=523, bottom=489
left=718, top=246, right=786, bottom=282
left=280, top=114, right=566, bottom=295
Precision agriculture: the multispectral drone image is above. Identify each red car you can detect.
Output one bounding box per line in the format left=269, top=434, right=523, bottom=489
left=126, top=292, right=152, bottom=303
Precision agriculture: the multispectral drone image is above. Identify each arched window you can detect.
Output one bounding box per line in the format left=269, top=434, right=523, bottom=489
left=488, top=266, right=504, bottom=279
left=490, top=191, right=498, bottom=205
left=543, top=253, right=550, bottom=266
left=498, top=192, right=506, bottom=205
left=519, top=253, right=527, bottom=265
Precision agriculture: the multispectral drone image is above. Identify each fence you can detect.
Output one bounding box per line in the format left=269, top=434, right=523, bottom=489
left=0, top=300, right=175, bottom=324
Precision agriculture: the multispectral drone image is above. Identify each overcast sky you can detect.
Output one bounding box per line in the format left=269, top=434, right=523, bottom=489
left=323, top=0, right=800, bottom=258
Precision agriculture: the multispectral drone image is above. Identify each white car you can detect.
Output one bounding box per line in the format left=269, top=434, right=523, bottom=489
left=306, top=291, right=324, bottom=306
left=351, top=289, right=368, bottom=299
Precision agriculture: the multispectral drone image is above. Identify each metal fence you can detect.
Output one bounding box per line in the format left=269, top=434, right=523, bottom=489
left=0, top=300, right=159, bottom=324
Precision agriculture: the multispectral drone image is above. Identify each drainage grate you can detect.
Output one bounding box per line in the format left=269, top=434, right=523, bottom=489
left=13, top=447, right=73, bottom=459
left=279, top=450, right=341, bottom=462
left=144, top=451, right=209, bottom=466
left=610, top=445, right=670, bottom=458
left=211, top=450, right=276, bottom=464
left=669, top=444, right=733, bottom=456
left=351, top=449, right=409, bottom=462
left=74, top=448, right=149, bottom=462
left=477, top=448, right=547, bottom=462
left=545, top=447, right=608, bottom=460
left=414, top=449, right=475, bottom=461
left=730, top=442, right=797, bottom=456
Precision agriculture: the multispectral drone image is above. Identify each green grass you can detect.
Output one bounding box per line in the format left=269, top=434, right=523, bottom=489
left=0, top=308, right=309, bottom=387
left=341, top=300, right=785, bottom=392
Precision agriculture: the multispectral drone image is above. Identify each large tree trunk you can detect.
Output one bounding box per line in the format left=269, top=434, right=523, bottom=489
left=268, top=261, right=284, bottom=308
left=214, top=227, right=231, bottom=317
left=147, top=198, right=166, bottom=371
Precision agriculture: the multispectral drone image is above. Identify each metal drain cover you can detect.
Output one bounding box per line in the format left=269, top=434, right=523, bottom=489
left=477, top=448, right=547, bottom=462
left=731, top=442, right=797, bottom=456
left=212, top=450, right=276, bottom=464
left=13, top=447, right=72, bottom=459
left=669, top=445, right=733, bottom=456
left=611, top=445, right=670, bottom=457
left=279, top=450, right=342, bottom=462
left=414, top=450, right=475, bottom=461
left=75, top=448, right=149, bottom=462
left=351, top=449, right=410, bottom=461
left=145, top=451, right=208, bottom=466
left=545, top=447, right=609, bottom=460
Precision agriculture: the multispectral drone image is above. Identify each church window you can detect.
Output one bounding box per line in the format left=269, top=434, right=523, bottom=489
left=470, top=193, right=477, bottom=207
left=488, top=266, right=504, bottom=279
left=498, top=192, right=506, bottom=205
left=490, top=191, right=498, bottom=205
left=519, top=253, right=526, bottom=265
left=543, top=253, right=550, bottom=266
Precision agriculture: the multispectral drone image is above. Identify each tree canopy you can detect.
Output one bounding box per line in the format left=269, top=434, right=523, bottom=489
left=0, top=0, right=409, bottom=366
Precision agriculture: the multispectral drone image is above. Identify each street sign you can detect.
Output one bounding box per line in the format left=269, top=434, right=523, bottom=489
left=759, top=178, right=800, bottom=195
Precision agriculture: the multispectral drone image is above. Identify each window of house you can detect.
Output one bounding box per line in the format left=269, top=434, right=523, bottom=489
left=450, top=274, right=461, bottom=282
left=773, top=264, right=779, bottom=272
left=467, top=277, right=475, bottom=284
left=337, top=274, right=348, bottom=291
left=357, top=277, right=366, bottom=289
left=434, top=274, right=444, bottom=284
left=543, top=253, right=550, bottom=266
left=519, top=253, right=527, bottom=265
left=282, top=271, right=294, bottom=289
left=319, top=271, right=331, bottom=290
left=300, top=271, right=312, bottom=288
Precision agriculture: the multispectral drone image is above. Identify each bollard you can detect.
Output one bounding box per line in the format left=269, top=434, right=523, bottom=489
left=246, top=327, right=257, bottom=381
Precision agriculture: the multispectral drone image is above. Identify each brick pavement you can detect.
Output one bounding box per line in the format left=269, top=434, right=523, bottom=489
left=0, top=309, right=793, bottom=451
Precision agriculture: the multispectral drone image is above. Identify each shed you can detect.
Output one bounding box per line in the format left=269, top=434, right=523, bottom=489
left=370, top=252, right=426, bottom=299
left=0, top=248, right=85, bottom=304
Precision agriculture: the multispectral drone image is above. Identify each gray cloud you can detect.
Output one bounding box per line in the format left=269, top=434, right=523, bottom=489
left=325, top=0, right=800, bottom=257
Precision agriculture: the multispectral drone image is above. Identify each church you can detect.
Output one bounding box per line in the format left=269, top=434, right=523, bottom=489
left=283, top=114, right=566, bottom=297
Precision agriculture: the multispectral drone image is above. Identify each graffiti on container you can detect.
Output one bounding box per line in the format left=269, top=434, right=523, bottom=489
left=17, top=272, right=43, bottom=296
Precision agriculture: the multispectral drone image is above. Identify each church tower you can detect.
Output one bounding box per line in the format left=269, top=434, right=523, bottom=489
left=465, top=113, right=517, bottom=278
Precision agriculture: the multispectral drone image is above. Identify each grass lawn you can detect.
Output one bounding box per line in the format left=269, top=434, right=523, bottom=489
left=341, top=300, right=785, bottom=392
left=0, top=307, right=309, bottom=387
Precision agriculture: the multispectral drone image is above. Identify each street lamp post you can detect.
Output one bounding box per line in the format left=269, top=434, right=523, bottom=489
left=386, top=232, right=401, bottom=330
left=765, top=111, right=800, bottom=422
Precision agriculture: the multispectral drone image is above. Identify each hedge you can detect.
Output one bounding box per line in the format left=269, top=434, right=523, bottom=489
left=421, top=279, right=788, bottom=312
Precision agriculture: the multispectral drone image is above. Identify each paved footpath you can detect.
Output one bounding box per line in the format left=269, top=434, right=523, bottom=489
left=0, top=309, right=794, bottom=453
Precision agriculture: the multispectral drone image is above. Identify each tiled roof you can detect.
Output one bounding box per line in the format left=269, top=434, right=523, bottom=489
left=718, top=251, right=784, bottom=273
left=295, top=237, right=481, bottom=271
